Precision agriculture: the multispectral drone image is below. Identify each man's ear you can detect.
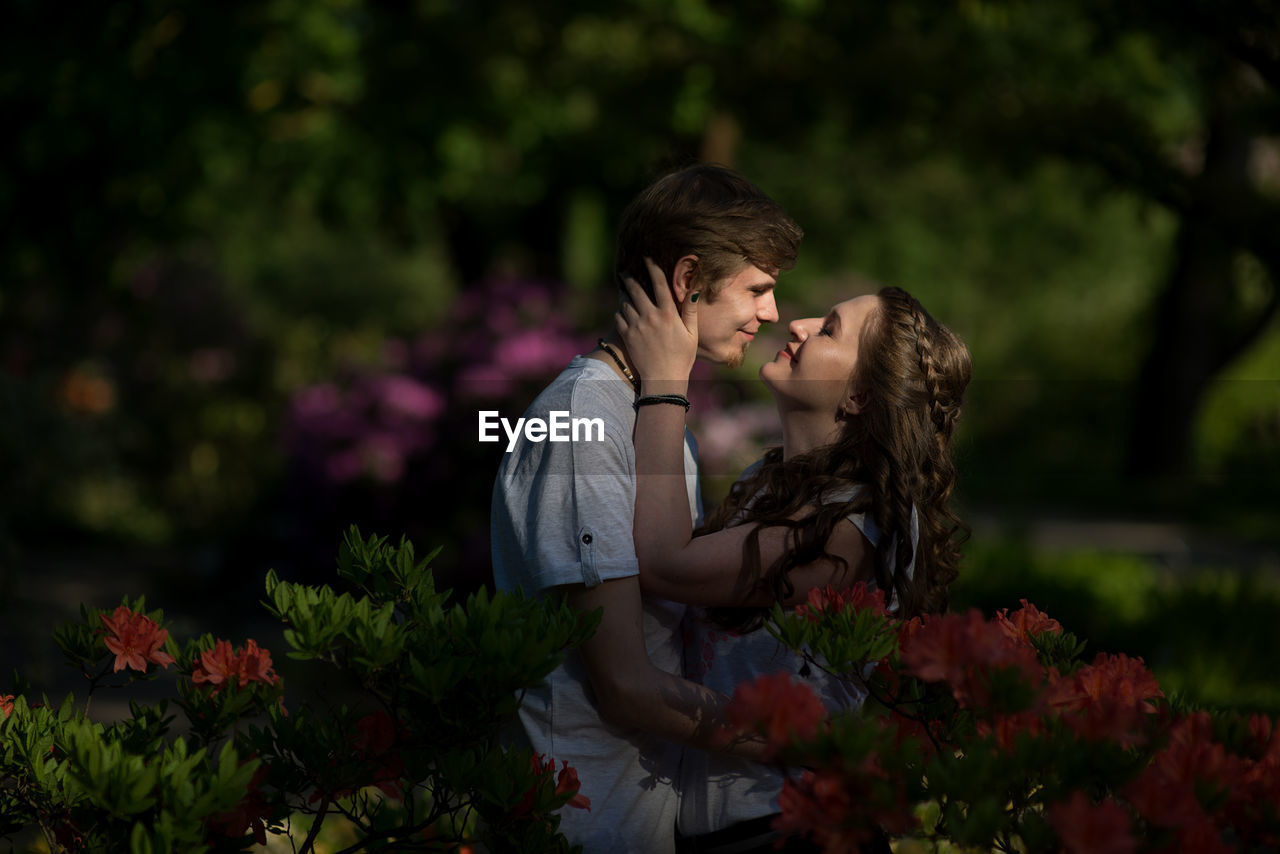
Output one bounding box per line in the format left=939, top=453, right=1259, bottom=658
left=842, top=387, right=870, bottom=417
left=670, top=255, right=699, bottom=303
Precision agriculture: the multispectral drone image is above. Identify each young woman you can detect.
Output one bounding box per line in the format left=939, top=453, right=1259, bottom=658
left=616, top=260, right=972, bottom=853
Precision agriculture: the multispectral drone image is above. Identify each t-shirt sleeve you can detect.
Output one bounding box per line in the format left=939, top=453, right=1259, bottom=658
left=499, top=387, right=640, bottom=593
left=556, top=420, right=641, bottom=587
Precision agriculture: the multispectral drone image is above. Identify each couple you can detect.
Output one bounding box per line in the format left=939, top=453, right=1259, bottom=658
left=491, top=164, right=971, bottom=853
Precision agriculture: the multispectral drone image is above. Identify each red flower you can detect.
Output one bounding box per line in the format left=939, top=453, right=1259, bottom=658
left=235, top=639, right=281, bottom=688
left=1124, top=760, right=1203, bottom=829
left=775, top=770, right=861, bottom=852
left=308, top=711, right=409, bottom=805
left=995, top=600, right=1062, bottom=645
left=975, top=711, right=1045, bottom=750
left=1153, top=712, right=1243, bottom=806
left=1238, top=713, right=1280, bottom=821
left=352, top=711, right=407, bottom=801
left=206, top=763, right=271, bottom=846
left=795, top=583, right=889, bottom=622
left=726, top=673, right=827, bottom=753
left=192, top=639, right=238, bottom=689
left=888, top=713, right=946, bottom=761
left=192, top=639, right=282, bottom=692
left=555, top=760, right=591, bottom=811
left=98, top=606, right=175, bottom=673
left=1048, top=791, right=1138, bottom=854
left=0, top=694, right=13, bottom=719
left=1247, top=713, right=1276, bottom=757
left=898, top=610, right=1041, bottom=708
left=353, top=710, right=397, bottom=755
left=514, top=754, right=591, bottom=817
left=1047, top=653, right=1163, bottom=746
left=775, top=763, right=911, bottom=854
left=1173, top=817, right=1235, bottom=854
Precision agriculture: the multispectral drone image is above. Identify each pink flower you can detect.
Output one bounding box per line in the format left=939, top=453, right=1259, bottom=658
left=373, top=375, right=444, bottom=420
left=98, top=606, right=175, bottom=673
left=0, top=694, right=13, bottom=719
left=493, top=329, right=580, bottom=376
left=726, top=673, right=827, bottom=753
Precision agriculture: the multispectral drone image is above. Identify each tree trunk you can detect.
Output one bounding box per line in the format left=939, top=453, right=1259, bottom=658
left=1127, top=78, right=1269, bottom=478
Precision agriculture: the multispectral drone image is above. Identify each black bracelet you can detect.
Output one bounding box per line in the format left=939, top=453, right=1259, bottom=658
left=634, top=393, right=690, bottom=412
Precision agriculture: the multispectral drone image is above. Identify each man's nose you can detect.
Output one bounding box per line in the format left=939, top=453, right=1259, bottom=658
left=758, top=292, right=780, bottom=324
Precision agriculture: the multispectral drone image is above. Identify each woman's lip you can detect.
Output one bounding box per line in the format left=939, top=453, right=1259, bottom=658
left=778, top=348, right=792, bottom=361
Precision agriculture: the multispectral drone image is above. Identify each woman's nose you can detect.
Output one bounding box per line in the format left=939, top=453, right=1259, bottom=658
left=789, top=318, right=814, bottom=341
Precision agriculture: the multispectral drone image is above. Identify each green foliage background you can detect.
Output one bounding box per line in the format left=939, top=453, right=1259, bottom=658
left=2, top=1, right=1278, bottom=711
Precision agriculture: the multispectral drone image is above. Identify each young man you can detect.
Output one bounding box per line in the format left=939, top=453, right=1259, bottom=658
left=490, top=163, right=802, bottom=853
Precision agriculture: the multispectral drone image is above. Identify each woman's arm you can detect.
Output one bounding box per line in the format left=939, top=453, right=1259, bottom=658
left=618, top=262, right=868, bottom=607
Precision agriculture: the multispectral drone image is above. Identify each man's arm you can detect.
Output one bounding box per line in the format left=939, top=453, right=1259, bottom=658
left=563, top=576, right=768, bottom=759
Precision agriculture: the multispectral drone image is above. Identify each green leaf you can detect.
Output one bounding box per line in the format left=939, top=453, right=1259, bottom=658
left=130, top=821, right=154, bottom=854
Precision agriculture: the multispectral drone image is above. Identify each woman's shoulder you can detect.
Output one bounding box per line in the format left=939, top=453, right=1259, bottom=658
left=735, top=456, right=766, bottom=483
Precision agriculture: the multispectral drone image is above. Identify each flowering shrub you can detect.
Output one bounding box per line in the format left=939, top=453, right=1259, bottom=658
left=734, top=588, right=1280, bottom=853
left=0, top=528, right=598, bottom=852
left=279, top=277, right=597, bottom=581
left=285, top=277, right=591, bottom=488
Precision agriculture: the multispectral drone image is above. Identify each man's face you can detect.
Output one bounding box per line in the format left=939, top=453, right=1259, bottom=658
left=696, top=264, right=780, bottom=368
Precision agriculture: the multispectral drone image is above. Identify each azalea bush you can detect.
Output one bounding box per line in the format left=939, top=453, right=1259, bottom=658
left=728, top=586, right=1280, bottom=853
left=0, top=528, right=598, bottom=853
left=272, top=276, right=599, bottom=584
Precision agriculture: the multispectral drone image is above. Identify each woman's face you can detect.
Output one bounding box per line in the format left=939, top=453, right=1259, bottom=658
left=760, top=295, right=881, bottom=414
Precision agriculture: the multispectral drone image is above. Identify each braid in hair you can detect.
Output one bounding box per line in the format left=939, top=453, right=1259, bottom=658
left=698, top=286, right=972, bottom=630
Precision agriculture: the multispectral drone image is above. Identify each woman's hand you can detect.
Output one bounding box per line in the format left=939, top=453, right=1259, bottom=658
left=616, top=257, right=698, bottom=392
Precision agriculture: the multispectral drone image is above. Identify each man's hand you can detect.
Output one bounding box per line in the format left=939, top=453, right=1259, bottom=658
left=563, top=576, right=767, bottom=759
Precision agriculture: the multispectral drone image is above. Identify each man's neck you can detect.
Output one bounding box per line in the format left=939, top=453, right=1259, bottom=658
left=591, top=335, right=639, bottom=387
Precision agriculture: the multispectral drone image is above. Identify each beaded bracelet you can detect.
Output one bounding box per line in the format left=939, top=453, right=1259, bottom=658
left=634, top=394, right=691, bottom=412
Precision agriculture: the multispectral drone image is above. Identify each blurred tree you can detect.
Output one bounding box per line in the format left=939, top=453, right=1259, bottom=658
left=4, top=0, right=1277, bottom=558
left=681, top=0, right=1280, bottom=478
left=914, top=0, right=1280, bottom=478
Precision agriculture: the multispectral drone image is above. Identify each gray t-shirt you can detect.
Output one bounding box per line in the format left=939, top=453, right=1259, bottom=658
left=491, top=355, right=701, bottom=853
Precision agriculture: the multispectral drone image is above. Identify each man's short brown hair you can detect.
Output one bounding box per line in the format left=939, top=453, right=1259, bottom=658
left=614, top=163, right=803, bottom=301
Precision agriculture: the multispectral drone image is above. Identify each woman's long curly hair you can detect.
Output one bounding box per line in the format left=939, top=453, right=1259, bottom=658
left=701, top=286, right=972, bottom=632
